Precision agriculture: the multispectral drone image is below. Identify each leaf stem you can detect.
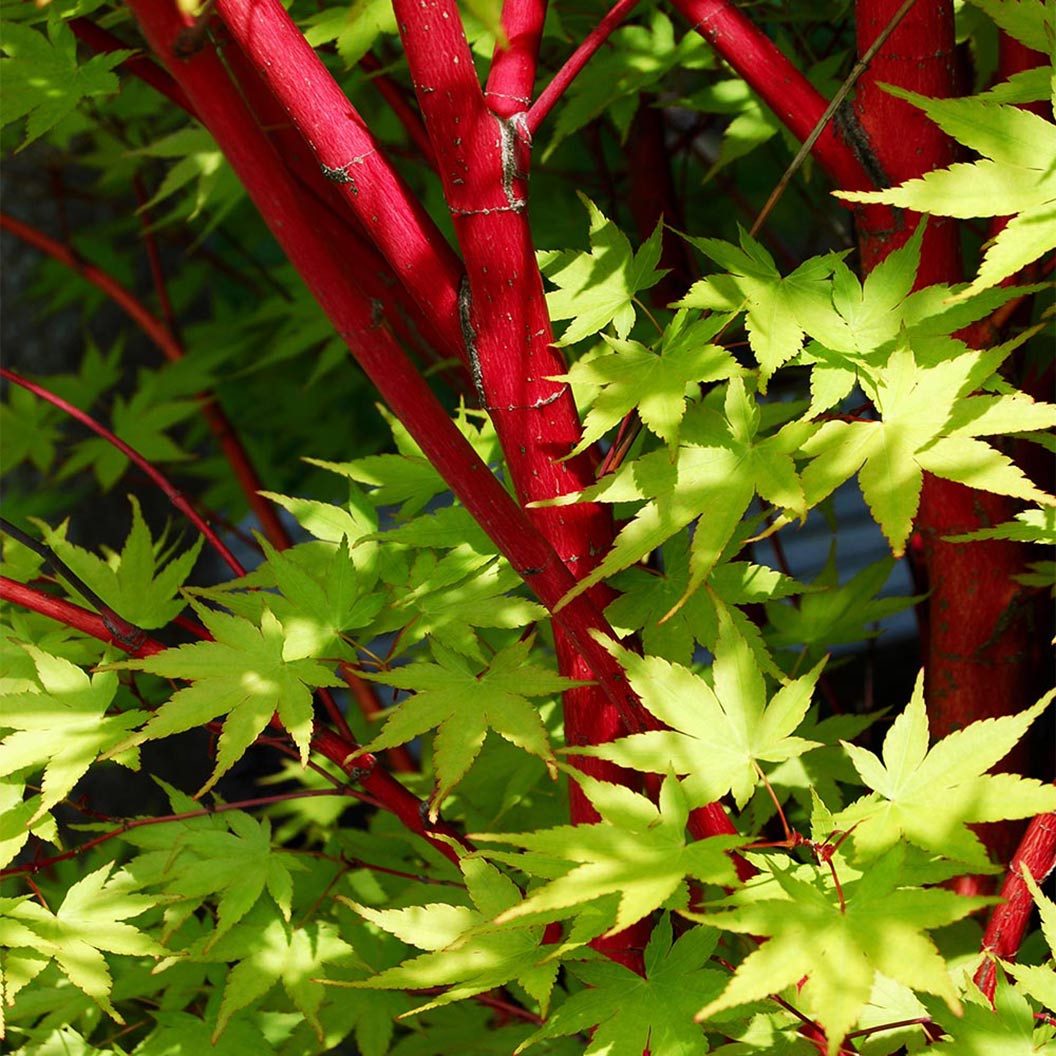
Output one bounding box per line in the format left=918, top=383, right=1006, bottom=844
left=527, top=0, right=644, bottom=136
left=0, top=366, right=245, bottom=576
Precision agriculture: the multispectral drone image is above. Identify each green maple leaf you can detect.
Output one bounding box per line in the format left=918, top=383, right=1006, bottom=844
left=677, top=227, right=837, bottom=390
left=606, top=530, right=802, bottom=668
left=799, top=342, right=1056, bottom=555
left=303, top=0, right=398, bottom=66
left=835, top=677, right=1056, bottom=864
left=835, top=88, right=1056, bottom=298
left=766, top=555, right=920, bottom=664
left=551, top=382, right=815, bottom=611
left=538, top=195, right=666, bottom=346
left=0, top=863, right=164, bottom=1021
left=60, top=388, right=199, bottom=491
left=33, top=496, right=203, bottom=629
left=925, top=969, right=1048, bottom=1055
left=968, top=0, right=1054, bottom=53
left=362, top=639, right=571, bottom=816
left=476, top=772, right=742, bottom=936
left=558, top=311, right=742, bottom=453
left=337, top=857, right=561, bottom=1017
left=111, top=605, right=341, bottom=794
left=212, top=916, right=359, bottom=1041
left=125, top=806, right=300, bottom=949
left=517, top=914, right=726, bottom=1055
left=133, top=1011, right=272, bottom=1056
left=260, top=537, right=384, bottom=660
left=691, top=846, right=994, bottom=1056
left=573, top=621, right=823, bottom=809
left=0, top=646, right=143, bottom=822
left=0, top=12, right=128, bottom=149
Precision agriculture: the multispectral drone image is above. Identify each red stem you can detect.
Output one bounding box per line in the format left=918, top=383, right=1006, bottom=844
left=669, top=0, right=875, bottom=190
left=125, top=0, right=649, bottom=740
left=0, top=576, right=166, bottom=658
left=1, top=367, right=245, bottom=577
left=359, top=51, right=436, bottom=166
left=0, top=213, right=292, bottom=550
left=527, top=0, right=643, bottom=136
left=214, top=0, right=467, bottom=364
left=975, top=810, right=1056, bottom=1001
left=486, top=0, right=547, bottom=117
left=0, top=575, right=465, bottom=863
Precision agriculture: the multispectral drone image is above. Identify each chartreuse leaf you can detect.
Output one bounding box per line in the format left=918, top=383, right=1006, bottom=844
left=572, top=621, right=823, bottom=809
left=550, top=384, right=815, bottom=612
left=766, top=555, right=920, bottom=665
left=677, top=228, right=837, bottom=390
left=0, top=646, right=142, bottom=823
left=835, top=677, right=1056, bottom=865
left=211, top=916, right=359, bottom=1042
left=0, top=863, right=164, bottom=1022
left=538, top=195, right=666, bottom=346
left=946, top=504, right=1056, bottom=544
left=968, top=0, right=1053, bottom=53
left=476, top=771, right=742, bottom=936
left=690, top=846, right=994, bottom=1056
left=800, top=342, right=1056, bottom=555
left=302, top=0, right=398, bottom=67
left=517, top=914, right=725, bottom=1056
left=557, top=311, right=742, bottom=453
left=336, top=857, right=561, bottom=1017
left=361, top=639, right=571, bottom=817
left=33, top=496, right=203, bottom=629
left=835, top=87, right=1056, bottom=298
left=924, top=969, right=1047, bottom=1055
left=110, top=604, right=341, bottom=794
left=0, top=10, right=128, bottom=149
left=606, top=529, right=801, bottom=668
left=259, top=537, right=384, bottom=661
left=128, top=809, right=300, bottom=950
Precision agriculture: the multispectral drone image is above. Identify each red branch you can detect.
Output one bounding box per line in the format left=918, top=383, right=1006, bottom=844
left=125, top=0, right=650, bottom=740
left=214, top=0, right=467, bottom=365
left=1, top=367, right=245, bottom=577
left=0, top=212, right=292, bottom=550
left=669, top=0, right=875, bottom=190
left=975, top=810, right=1056, bottom=1000
left=527, top=0, right=643, bottom=136
left=486, top=0, right=547, bottom=117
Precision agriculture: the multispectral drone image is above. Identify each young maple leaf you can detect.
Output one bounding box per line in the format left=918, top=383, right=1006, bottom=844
left=0, top=646, right=144, bottom=822
left=572, top=621, right=823, bottom=809
left=361, top=639, right=571, bottom=817
left=556, top=311, right=742, bottom=454
left=677, top=227, right=837, bottom=391
left=0, top=11, right=128, bottom=149
left=835, top=87, right=1056, bottom=299
left=34, top=496, right=203, bottom=629
left=210, top=916, right=359, bottom=1042
left=335, top=857, right=561, bottom=1018
left=516, top=914, right=725, bottom=1056
left=691, top=846, right=994, bottom=1056
left=110, top=604, right=341, bottom=795
left=606, top=529, right=802, bottom=669
left=550, top=381, right=816, bottom=612
left=800, top=342, right=1056, bottom=555
left=124, top=807, right=300, bottom=950
left=476, top=771, right=742, bottom=936
left=0, top=863, right=165, bottom=1022
left=538, top=194, right=666, bottom=346
left=835, top=677, right=1056, bottom=865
